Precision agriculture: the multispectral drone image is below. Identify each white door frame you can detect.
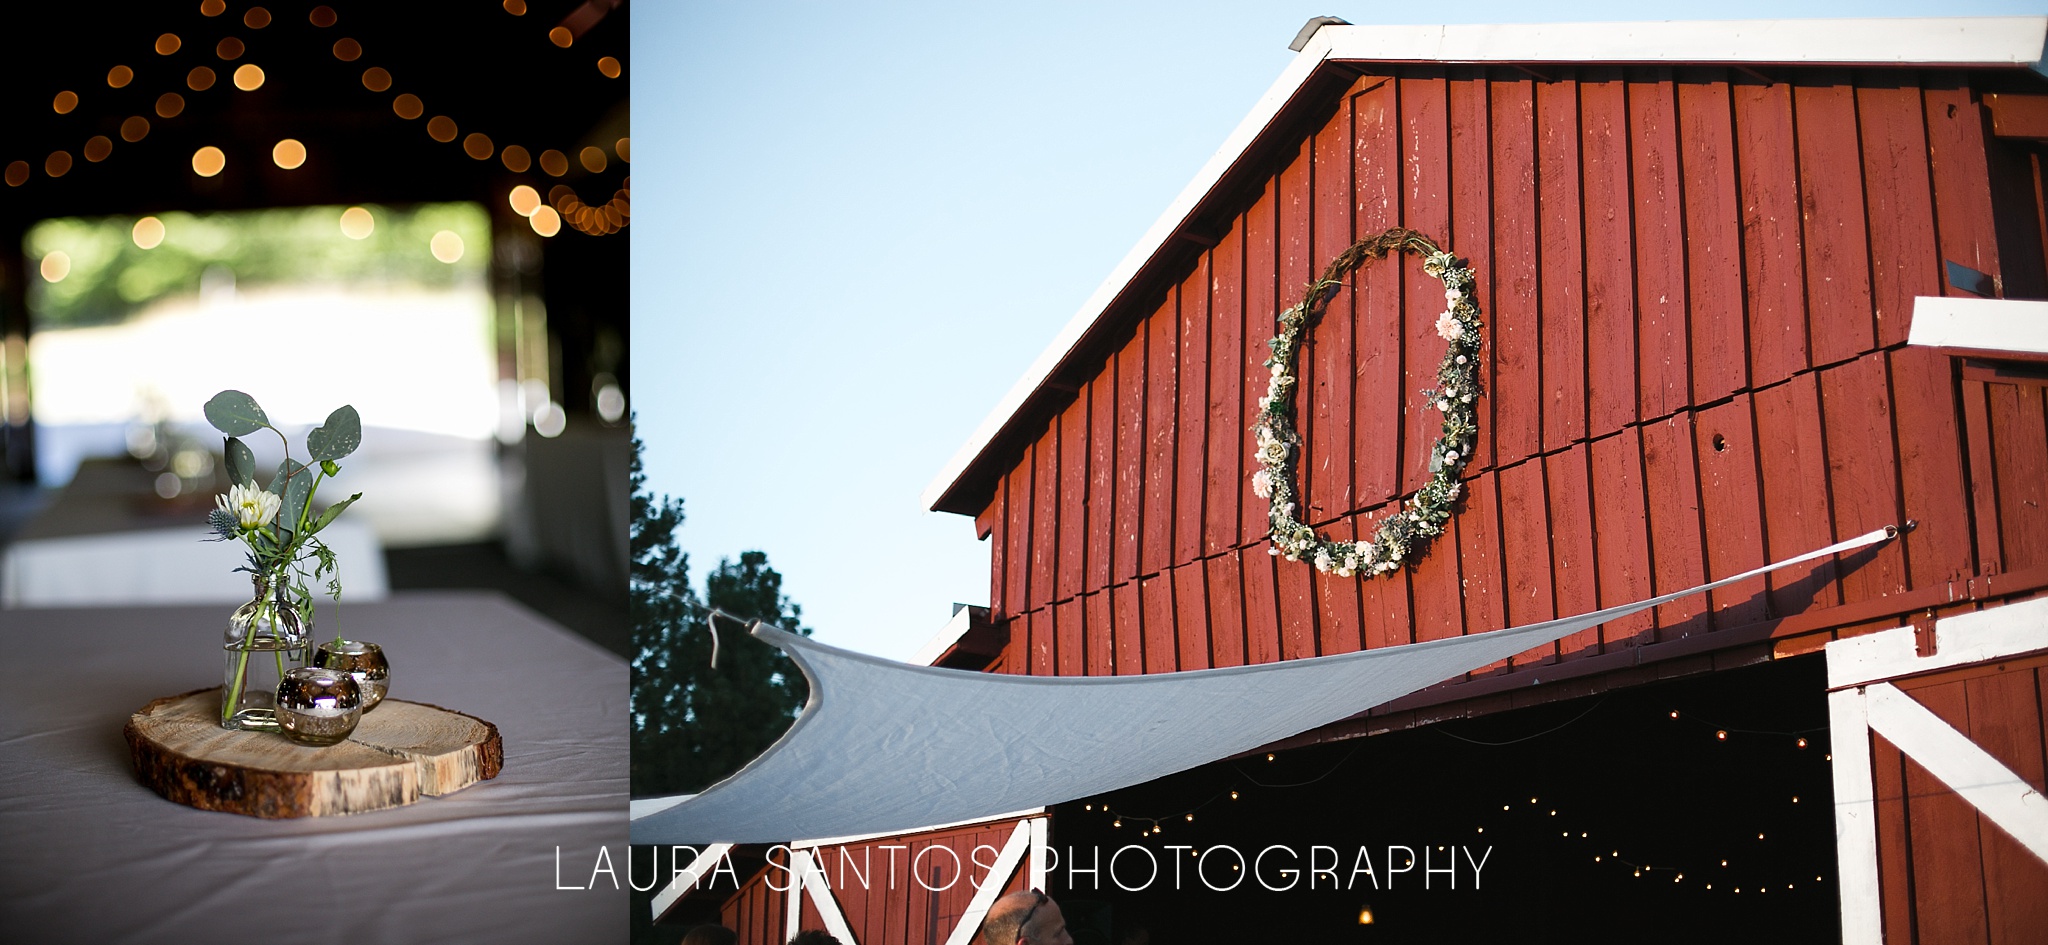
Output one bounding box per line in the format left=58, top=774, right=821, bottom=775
left=1825, top=596, right=2048, bottom=944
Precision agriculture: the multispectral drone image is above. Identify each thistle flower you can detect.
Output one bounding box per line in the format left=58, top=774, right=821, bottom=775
left=207, top=508, right=239, bottom=541
left=217, top=482, right=280, bottom=529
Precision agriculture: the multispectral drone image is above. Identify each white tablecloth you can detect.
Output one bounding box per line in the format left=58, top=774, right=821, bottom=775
left=0, top=591, right=627, bottom=944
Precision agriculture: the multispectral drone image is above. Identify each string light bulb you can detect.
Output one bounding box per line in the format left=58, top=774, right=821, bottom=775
left=339, top=206, right=374, bottom=239
left=528, top=205, right=561, bottom=237
left=191, top=146, right=225, bottom=177
left=1716, top=730, right=1727, bottom=741
left=1229, top=791, right=1239, bottom=801
left=132, top=216, right=165, bottom=249
left=1797, top=737, right=1809, bottom=749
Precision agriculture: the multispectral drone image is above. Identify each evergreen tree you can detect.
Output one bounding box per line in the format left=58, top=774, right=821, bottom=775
left=629, top=434, right=809, bottom=797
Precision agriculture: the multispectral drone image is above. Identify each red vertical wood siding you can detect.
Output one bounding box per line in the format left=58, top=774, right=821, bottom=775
left=972, top=65, right=2032, bottom=703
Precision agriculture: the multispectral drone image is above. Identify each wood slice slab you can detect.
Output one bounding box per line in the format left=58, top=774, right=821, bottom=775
left=124, top=688, right=503, bottom=818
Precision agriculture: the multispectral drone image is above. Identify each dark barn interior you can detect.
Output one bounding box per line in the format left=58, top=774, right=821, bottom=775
left=1052, top=657, right=1841, bottom=943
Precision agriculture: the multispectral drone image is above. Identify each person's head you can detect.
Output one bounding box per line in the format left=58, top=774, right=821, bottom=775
left=788, top=932, right=843, bottom=945
left=681, top=925, right=738, bottom=945
left=980, top=889, right=1074, bottom=945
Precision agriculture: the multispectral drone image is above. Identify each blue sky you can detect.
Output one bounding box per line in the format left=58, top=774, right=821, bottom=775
left=631, top=0, right=2043, bottom=659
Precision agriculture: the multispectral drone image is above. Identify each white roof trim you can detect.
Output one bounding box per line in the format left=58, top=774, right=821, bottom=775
left=923, top=17, right=2048, bottom=513
left=1907, top=295, right=2048, bottom=356
left=909, top=605, right=977, bottom=667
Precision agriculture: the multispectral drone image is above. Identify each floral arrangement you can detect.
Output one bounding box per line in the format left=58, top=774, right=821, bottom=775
left=1253, top=228, right=1482, bottom=577
left=205, top=390, right=362, bottom=625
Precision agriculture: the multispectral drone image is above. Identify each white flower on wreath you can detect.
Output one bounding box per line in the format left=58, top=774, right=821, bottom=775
left=218, top=483, right=280, bottom=529
left=1251, top=468, right=1273, bottom=499
left=1314, top=549, right=1332, bottom=572
left=1435, top=311, right=1464, bottom=342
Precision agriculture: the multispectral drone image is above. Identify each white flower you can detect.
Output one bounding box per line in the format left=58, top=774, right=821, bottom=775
left=1258, top=395, right=1273, bottom=411
left=1437, top=399, right=1451, bottom=412
left=1444, top=288, right=1460, bottom=303
left=1268, top=545, right=1280, bottom=556
left=217, top=483, right=280, bottom=529
left=1314, top=550, right=1332, bottom=572
left=1435, top=311, right=1464, bottom=342
left=1456, top=355, right=1468, bottom=365
left=1461, top=393, right=1473, bottom=403
left=1444, top=450, right=1460, bottom=464
left=1251, top=469, right=1273, bottom=499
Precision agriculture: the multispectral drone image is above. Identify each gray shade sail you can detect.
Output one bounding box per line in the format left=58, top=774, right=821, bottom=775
left=634, top=527, right=1895, bottom=845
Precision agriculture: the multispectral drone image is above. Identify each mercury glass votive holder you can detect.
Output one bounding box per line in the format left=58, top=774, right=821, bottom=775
left=275, top=667, right=363, bottom=746
left=311, top=639, right=389, bottom=712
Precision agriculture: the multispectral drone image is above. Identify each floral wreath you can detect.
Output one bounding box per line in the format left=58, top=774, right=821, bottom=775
left=1253, top=227, right=1482, bottom=577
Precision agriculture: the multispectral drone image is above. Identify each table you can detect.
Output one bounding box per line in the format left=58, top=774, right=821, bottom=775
left=0, top=591, right=626, bottom=944
left=0, top=457, right=389, bottom=607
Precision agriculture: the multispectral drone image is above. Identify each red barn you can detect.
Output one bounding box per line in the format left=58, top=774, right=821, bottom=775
left=668, top=17, right=2048, bottom=943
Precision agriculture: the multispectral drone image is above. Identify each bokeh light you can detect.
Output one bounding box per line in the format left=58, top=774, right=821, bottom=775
left=528, top=206, right=561, bottom=237
left=156, top=93, right=185, bottom=118
left=191, top=146, right=226, bottom=177
left=597, top=56, right=621, bottom=79
left=45, top=151, right=73, bottom=178
left=538, top=149, right=567, bottom=176
left=503, top=0, right=526, bottom=13
left=200, top=0, right=226, bottom=15
left=155, top=33, right=182, bottom=55
left=217, top=37, right=244, bottom=60
left=508, top=185, right=540, bottom=217
left=121, top=116, right=150, bottom=142
left=616, top=137, right=630, bottom=162
left=83, top=136, right=113, bottom=163
left=430, top=230, right=465, bottom=264
left=188, top=67, right=216, bottom=91
left=233, top=64, right=265, bottom=91
left=272, top=138, right=306, bottom=169
left=548, top=27, right=572, bottom=47
left=361, top=67, right=391, bottom=92
left=333, top=38, right=361, bottom=61
left=501, top=145, right=531, bottom=173
left=244, top=6, right=271, bottom=28
left=107, top=65, right=133, bottom=89
left=463, top=133, right=494, bottom=160
left=4, top=162, right=29, bottom=187
left=579, top=146, right=607, bottom=173
left=309, top=6, right=337, bottom=27
left=132, top=216, right=166, bottom=249
left=426, top=115, right=458, bottom=143
left=53, top=91, right=78, bottom=114
left=393, top=93, right=423, bottom=119
left=338, top=206, right=374, bottom=239
left=40, top=251, right=72, bottom=283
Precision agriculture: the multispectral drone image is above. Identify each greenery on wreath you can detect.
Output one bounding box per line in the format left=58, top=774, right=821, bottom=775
left=1254, top=228, right=1482, bottom=577
left=203, top=389, right=363, bottom=627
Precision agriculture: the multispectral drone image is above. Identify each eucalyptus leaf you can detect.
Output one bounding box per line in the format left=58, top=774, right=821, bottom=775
left=267, top=460, right=290, bottom=495
left=203, top=390, right=269, bottom=436
left=281, top=459, right=315, bottom=530
left=306, top=405, right=361, bottom=462
left=223, top=437, right=255, bottom=486
left=308, top=493, right=361, bottom=535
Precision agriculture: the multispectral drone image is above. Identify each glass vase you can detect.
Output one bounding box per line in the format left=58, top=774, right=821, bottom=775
left=220, top=575, right=308, bottom=731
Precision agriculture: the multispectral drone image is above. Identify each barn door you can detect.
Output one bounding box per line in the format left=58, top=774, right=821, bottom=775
left=1825, top=597, right=2048, bottom=945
